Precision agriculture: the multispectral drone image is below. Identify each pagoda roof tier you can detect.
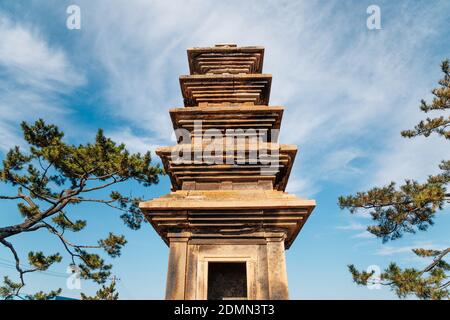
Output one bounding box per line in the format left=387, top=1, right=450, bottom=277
left=169, top=105, right=283, bottom=140
left=187, top=45, right=265, bottom=75
left=156, top=143, right=297, bottom=191
left=179, top=74, right=272, bottom=107
left=139, top=189, right=315, bottom=248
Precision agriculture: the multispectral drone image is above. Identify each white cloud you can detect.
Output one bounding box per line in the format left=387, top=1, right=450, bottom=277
left=335, top=221, right=375, bottom=239
left=318, top=148, right=364, bottom=182
left=369, top=134, right=450, bottom=187
left=375, top=241, right=445, bottom=256
left=336, top=222, right=366, bottom=231
left=106, top=127, right=164, bottom=155
left=352, top=210, right=373, bottom=219
left=0, top=14, right=85, bottom=151
left=64, top=0, right=449, bottom=198
left=0, top=15, right=84, bottom=89
left=352, top=231, right=376, bottom=239
left=285, top=173, right=318, bottom=198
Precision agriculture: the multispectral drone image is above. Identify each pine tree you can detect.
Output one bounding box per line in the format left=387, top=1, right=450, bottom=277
left=0, top=120, right=163, bottom=299
left=339, top=60, right=449, bottom=299
left=80, top=277, right=119, bottom=300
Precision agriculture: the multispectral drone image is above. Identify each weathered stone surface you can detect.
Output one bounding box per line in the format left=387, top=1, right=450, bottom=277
left=155, top=143, right=297, bottom=192
left=187, top=44, right=264, bottom=75
left=180, top=74, right=272, bottom=107
left=159, top=234, right=290, bottom=300
left=169, top=105, right=284, bottom=140
left=140, top=189, right=315, bottom=249
left=139, top=44, right=315, bottom=300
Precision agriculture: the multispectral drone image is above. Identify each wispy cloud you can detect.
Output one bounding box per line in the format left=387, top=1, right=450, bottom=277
left=4, top=1, right=448, bottom=197
left=369, top=135, right=450, bottom=187
left=0, top=14, right=85, bottom=151
left=336, top=222, right=366, bottom=231
left=0, top=0, right=448, bottom=300
left=285, top=174, right=318, bottom=197
left=375, top=241, right=445, bottom=256
left=75, top=0, right=448, bottom=198
left=336, top=223, right=376, bottom=239
left=352, top=231, right=376, bottom=239
left=0, top=15, right=83, bottom=89
left=106, top=127, right=167, bottom=155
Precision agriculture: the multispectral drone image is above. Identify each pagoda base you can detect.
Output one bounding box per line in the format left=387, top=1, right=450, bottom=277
left=165, top=232, right=289, bottom=300
left=140, top=190, right=315, bottom=300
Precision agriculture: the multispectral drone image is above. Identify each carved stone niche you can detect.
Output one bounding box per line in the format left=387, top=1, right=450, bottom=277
left=164, top=232, right=290, bottom=300
left=207, top=262, right=247, bottom=300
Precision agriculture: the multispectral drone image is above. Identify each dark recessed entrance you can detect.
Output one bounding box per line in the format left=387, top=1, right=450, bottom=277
left=207, top=262, right=247, bottom=300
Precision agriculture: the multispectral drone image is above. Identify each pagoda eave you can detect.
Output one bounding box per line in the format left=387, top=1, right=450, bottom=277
left=155, top=144, right=297, bottom=191
left=169, top=105, right=284, bottom=134
left=179, top=74, right=272, bottom=107
left=140, top=190, right=315, bottom=249
left=187, top=45, right=265, bottom=75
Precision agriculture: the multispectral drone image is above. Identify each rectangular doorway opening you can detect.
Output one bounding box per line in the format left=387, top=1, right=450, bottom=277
left=207, top=262, right=247, bottom=300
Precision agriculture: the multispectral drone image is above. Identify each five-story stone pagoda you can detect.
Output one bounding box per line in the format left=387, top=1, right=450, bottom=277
left=139, top=44, right=315, bottom=300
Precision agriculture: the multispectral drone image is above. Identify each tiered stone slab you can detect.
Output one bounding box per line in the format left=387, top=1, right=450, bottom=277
left=140, top=44, right=315, bottom=249
left=156, top=143, right=297, bottom=192
left=180, top=74, right=272, bottom=107
left=187, top=45, right=264, bottom=75
left=140, top=44, right=316, bottom=301
left=169, top=105, right=283, bottom=139
left=140, top=190, right=315, bottom=249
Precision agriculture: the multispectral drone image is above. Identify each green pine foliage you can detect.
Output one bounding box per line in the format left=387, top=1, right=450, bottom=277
left=0, top=120, right=163, bottom=299
left=339, top=60, right=450, bottom=299
left=402, top=60, right=450, bottom=140
left=26, top=289, right=63, bottom=300
left=0, top=277, right=22, bottom=300
left=80, top=278, right=119, bottom=300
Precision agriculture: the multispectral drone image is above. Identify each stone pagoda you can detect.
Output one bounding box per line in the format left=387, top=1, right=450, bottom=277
left=139, top=44, right=315, bottom=300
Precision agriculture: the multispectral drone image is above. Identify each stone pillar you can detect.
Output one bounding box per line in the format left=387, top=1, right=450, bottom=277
left=266, top=235, right=289, bottom=299
left=184, top=243, right=199, bottom=300
left=256, top=244, right=270, bottom=299
left=165, top=233, right=189, bottom=300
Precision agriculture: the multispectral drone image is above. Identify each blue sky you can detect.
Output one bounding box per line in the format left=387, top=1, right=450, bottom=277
left=0, top=0, right=449, bottom=299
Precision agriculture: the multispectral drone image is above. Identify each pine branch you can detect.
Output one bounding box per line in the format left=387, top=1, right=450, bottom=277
left=422, top=247, right=450, bottom=273
left=341, top=60, right=450, bottom=299
left=0, top=119, right=162, bottom=296
left=0, top=239, right=34, bottom=297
